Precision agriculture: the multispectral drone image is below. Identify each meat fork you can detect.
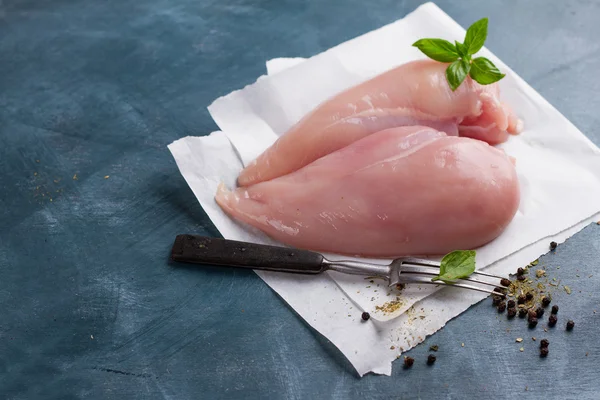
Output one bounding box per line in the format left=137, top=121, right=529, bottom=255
left=170, top=234, right=508, bottom=296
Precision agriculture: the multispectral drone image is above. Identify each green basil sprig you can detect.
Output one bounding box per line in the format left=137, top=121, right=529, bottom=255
left=412, top=18, right=505, bottom=91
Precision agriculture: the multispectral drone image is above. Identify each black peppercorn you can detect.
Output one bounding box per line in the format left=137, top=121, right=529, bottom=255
left=548, top=314, right=558, bottom=327
left=517, top=295, right=526, bottom=304
left=361, top=312, right=370, bottom=321
left=540, top=347, right=549, bottom=357
left=526, top=292, right=534, bottom=301
left=536, top=307, right=545, bottom=318
left=518, top=308, right=528, bottom=318
left=517, top=267, right=525, bottom=276
left=540, top=339, right=549, bottom=348
left=529, top=317, right=538, bottom=328
left=551, top=305, right=559, bottom=314
left=492, top=295, right=502, bottom=306
left=494, top=287, right=507, bottom=295
left=528, top=310, right=537, bottom=321
left=507, top=307, right=517, bottom=318
left=550, top=241, right=557, bottom=250
left=427, top=354, right=436, bottom=365
left=566, top=320, right=575, bottom=331
left=497, top=301, right=506, bottom=313
left=541, top=297, right=551, bottom=307
left=517, top=275, right=526, bottom=281
left=507, top=300, right=516, bottom=308
left=404, top=356, right=414, bottom=368
left=500, top=278, right=511, bottom=287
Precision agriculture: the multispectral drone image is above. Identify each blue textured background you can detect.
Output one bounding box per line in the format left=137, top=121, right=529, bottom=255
left=1, top=0, right=599, bottom=398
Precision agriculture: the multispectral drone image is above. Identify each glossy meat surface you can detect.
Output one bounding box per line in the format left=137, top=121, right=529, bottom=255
left=238, top=60, right=521, bottom=187
left=216, top=126, right=520, bottom=257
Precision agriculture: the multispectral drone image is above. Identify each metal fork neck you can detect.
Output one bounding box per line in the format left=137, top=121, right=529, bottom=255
left=322, top=258, right=390, bottom=278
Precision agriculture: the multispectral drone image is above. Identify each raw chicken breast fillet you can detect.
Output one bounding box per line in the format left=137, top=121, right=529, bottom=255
left=216, top=126, right=520, bottom=257
left=238, top=59, right=522, bottom=187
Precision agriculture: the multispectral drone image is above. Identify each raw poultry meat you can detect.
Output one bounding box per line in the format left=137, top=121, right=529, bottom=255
left=216, top=126, right=520, bottom=257
left=237, top=59, right=522, bottom=187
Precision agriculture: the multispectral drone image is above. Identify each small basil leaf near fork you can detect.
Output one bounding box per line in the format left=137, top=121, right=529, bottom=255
left=445, top=59, right=470, bottom=91
left=469, top=57, right=505, bottom=85
left=432, top=250, right=476, bottom=284
left=412, top=39, right=459, bottom=62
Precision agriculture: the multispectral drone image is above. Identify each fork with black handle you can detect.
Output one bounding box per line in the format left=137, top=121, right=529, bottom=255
left=170, top=234, right=508, bottom=296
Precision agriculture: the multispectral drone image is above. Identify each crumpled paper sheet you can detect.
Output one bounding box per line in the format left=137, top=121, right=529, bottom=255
left=168, top=2, right=600, bottom=376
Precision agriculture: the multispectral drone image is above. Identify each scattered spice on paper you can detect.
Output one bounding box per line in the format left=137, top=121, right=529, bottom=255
left=374, top=299, right=403, bottom=314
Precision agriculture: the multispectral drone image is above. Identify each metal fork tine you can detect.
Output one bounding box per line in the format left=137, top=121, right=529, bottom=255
left=440, top=281, right=506, bottom=296
left=400, top=257, right=443, bottom=268
left=400, top=258, right=508, bottom=281
left=400, top=268, right=504, bottom=289
left=469, top=269, right=508, bottom=280
left=393, top=275, right=506, bottom=297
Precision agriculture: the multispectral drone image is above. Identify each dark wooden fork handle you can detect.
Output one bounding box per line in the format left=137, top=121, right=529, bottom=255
left=170, top=234, right=325, bottom=274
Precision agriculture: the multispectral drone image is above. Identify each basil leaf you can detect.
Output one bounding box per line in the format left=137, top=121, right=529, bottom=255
left=445, top=60, right=470, bottom=91
left=412, top=39, right=459, bottom=63
left=464, top=17, right=488, bottom=55
left=432, top=250, right=476, bottom=283
left=469, top=57, right=505, bottom=85
left=455, top=41, right=468, bottom=58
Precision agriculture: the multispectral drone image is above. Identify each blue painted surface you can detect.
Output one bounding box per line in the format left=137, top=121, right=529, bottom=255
left=1, top=0, right=599, bottom=398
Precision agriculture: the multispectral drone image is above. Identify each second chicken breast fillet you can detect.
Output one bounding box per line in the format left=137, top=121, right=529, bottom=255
left=216, top=126, right=520, bottom=258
